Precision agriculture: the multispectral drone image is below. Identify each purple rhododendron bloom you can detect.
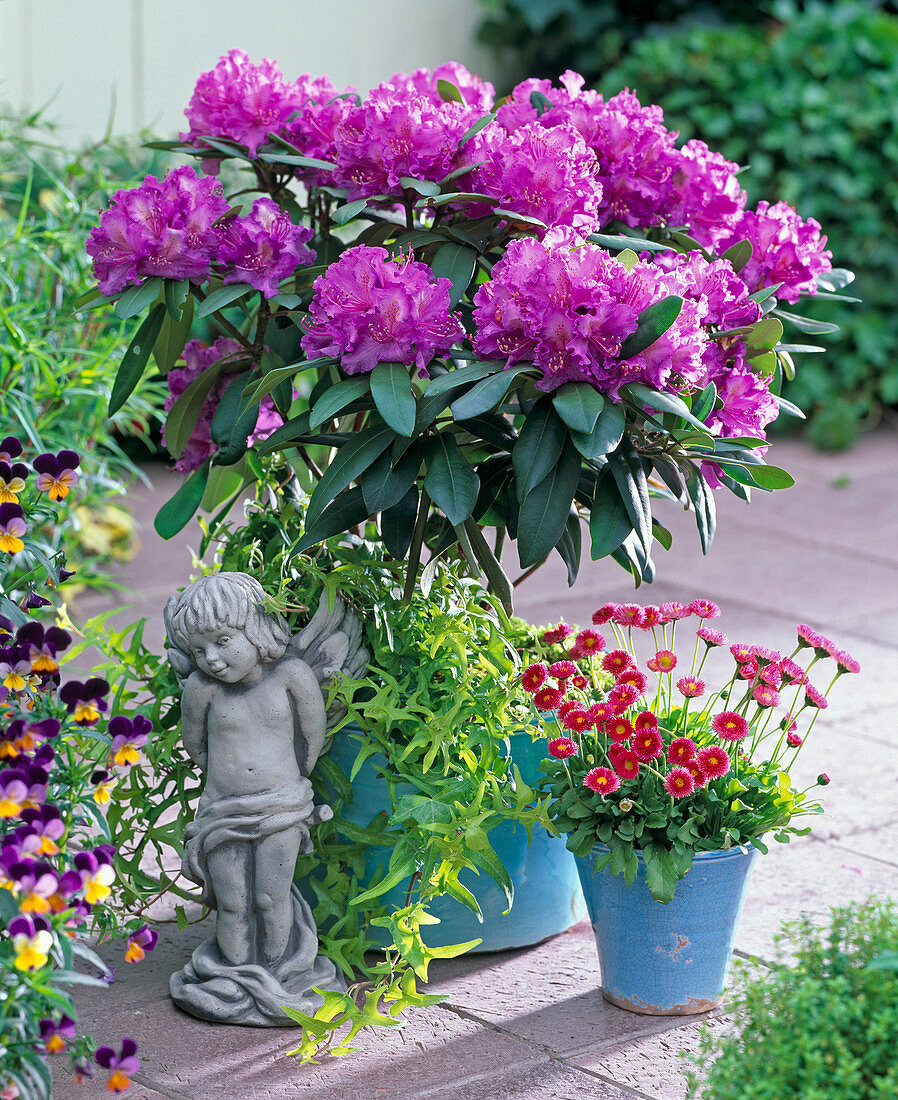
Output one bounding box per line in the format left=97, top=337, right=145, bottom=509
left=720, top=200, right=833, bottom=304
left=390, top=61, right=495, bottom=111
left=282, top=74, right=358, bottom=187
left=473, top=230, right=707, bottom=395
left=301, top=245, right=465, bottom=375
left=473, top=121, right=603, bottom=234
left=334, top=82, right=480, bottom=199
left=162, top=338, right=286, bottom=474
left=216, top=197, right=315, bottom=298
left=181, top=49, right=303, bottom=159
left=86, top=167, right=229, bottom=294
left=664, top=140, right=747, bottom=251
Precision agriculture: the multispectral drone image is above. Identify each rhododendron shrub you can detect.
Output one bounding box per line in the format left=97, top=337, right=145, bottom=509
left=87, top=51, right=853, bottom=607
left=520, top=600, right=858, bottom=902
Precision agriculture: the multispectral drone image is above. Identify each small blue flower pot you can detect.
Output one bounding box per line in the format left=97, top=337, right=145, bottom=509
left=574, top=844, right=758, bottom=1014
left=310, top=727, right=586, bottom=952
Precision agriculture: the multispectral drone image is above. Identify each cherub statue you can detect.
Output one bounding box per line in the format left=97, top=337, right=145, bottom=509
left=163, top=571, right=368, bottom=1026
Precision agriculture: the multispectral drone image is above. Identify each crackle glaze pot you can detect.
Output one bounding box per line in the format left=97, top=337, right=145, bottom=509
left=305, top=726, right=586, bottom=952
left=574, top=843, right=758, bottom=1014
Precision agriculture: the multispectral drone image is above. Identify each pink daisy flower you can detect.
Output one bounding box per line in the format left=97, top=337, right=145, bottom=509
left=804, top=683, right=828, bottom=709
left=632, top=727, right=663, bottom=761
left=557, top=699, right=584, bottom=720
left=737, top=659, right=760, bottom=681
left=660, top=601, right=690, bottom=619
left=542, top=623, right=574, bottom=645
left=697, top=626, right=727, bottom=647
left=533, top=686, right=563, bottom=711
left=832, top=649, right=861, bottom=674
left=607, top=742, right=626, bottom=766
left=521, top=663, right=548, bottom=693
left=749, top=645, right=781, bottom=667
left=608, top=683, right=639, bottom=712
left=668, top=737, right=696, bottom=765
left=665, top=767, right=695, bottom=799
left=584, top=767, right=620, bottom=798
left=634, top=710, right=658, bottom=732
left=796, top=624, right=826, bottom=653
left=548, top=736, right=578, bottom=760
left=677, top=676, right=706, bottom=698
left=548, top=660, right=578, bottom=680
left=787, top=731, right=803, bottom=747
left=601, top=649, right=633, bottom=675
left=684, top=759, right=707, bottom=788
left=730, top=643, right=754, bottom=664
left=612, top=751, right=640, bottom=780
left=779, top=658, right=807, bottom=685
left=648, top=649, right=678, bottom=673
left=689, top=598, right=720, bottom=619
left=759, top=664, right=783, bottom=689
left=591, top=604, right=618, bottom=625
left=613, top=603, right=645, bottom=627
left=697, top=744, right=730, bottom=779
left=587, top=701, right=614, bottom=726
left=616, top=668, right=648, bottom=694
left=562, top=708, right=595, bottom=734
left=571, top=628, right=605, bottom=657
left=571, top=674, right=589, bottom=690
left=640, top=605, right=666, bottom=628
left=752, top=684, right=780, bottom=708
left=606, top=716, right=634, bottom=743
left=712, top=711, right=748, bottom=742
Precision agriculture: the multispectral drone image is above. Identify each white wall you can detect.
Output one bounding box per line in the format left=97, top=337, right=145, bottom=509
left=1, top=0, right=501, bottom=145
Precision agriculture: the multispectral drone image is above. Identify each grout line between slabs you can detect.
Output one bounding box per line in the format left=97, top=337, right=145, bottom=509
left=129, top=1073, right=193, bottom=1099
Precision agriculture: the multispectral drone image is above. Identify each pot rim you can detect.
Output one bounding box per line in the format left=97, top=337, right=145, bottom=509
left=583, top=841, right=759, bottom=864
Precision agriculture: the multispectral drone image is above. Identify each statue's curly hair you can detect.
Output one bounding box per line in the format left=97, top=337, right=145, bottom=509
left=165, top=572, right=290, bottom=662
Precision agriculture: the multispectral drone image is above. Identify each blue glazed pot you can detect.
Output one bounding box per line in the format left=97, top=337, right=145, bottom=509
left=574, top=844, right=758, bottom=1014
left=311, top=727, right=586, bottom=952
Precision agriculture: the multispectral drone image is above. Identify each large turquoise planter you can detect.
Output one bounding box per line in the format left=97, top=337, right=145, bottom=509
left=312, top=727, right=586, bottom=952
left=574, top=844, right=758, bottom=1014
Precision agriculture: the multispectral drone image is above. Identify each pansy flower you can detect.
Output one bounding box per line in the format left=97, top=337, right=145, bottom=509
left=9, top=859, right=58, bottom=913
left=9, top=913, right=53, bottom=970
left=0, top=436, right=23, bottom=463
left=90, top=769, right=118, bottom=805
left=18, top=623, right=71, bottom=675
left=18, top=805, right=65, bottom=856
left=0, top=461, right=28, bottom=504
left=95, top=1039, right=140, bottom=1094
left=109, top=714, right=152, bottom=768
left=74, top=849, right=116, bottom=905
left=0, top=769, right=30, bottom=818
left=0, top=503, right=27, bottom=554
left=124, top=924, right=159, bottom=963
left=39, top=1015, right=76, bottom=1054
left=33, top=450, right=80, bottom=501
left=59, top=677, right=110, bottom=725
left=0, top=647, right=32, bottom=693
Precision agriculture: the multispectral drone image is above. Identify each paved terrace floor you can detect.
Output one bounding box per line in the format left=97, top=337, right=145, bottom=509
left=58, top=428, right=898, bottom=1099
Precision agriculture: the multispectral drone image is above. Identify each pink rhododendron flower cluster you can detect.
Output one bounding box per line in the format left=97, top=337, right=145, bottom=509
left=86, top=167, right=229, bottom=294
left=216, top=197, right=315, bottom=298
left=282, top=74, right=358, bottom=186
left=162, top=338, right=284, bottom=473
left=181, top=49, right=304, bottom=159
left=472, top=230, right=706, bottom=395
left=300, top=245, right=465, bottom=375
left=390, top=61, right=495, bottom=111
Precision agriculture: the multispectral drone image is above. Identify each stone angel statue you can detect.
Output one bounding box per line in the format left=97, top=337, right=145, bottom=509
left=162, top=571, right=369, bottom=1026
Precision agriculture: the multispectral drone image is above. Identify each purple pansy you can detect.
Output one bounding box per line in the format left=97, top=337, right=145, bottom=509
left=0, top=460, right=28, bottom=504
left=59, top=677, right=110, bottom=726
left=0, top=436, right=23, bottom=463
left=0, top=502, right=27, bottom=554
left=109, top=714, right=152, bottom=768
left=124, top=923, right=159, bottom=963
left=32, top=450, right=80, bottom=501
left=96, top=1038, right=140, bottom=1093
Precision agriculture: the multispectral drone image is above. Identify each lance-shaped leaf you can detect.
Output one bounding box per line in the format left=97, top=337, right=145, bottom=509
left=164, top=278, right=191, bottom=320
left=773, top=309, right=839, bottom=335
left=588, top=467, right=632, bottom=559
left=424, top=360, right=499, bottom=397
left=211, top=371, right=259, bottom=466
left=618, top=295, right=683, bottom=359
left=424, top=434, right=480, bottom=525
left=309, top=375, right=370, bottom=429
left=370, top=361, right=417, bottom=436
left=552, top=383, right=605, bottom=435
left=587, top=232, right=672, bottom=254
left=720, top=238, right=752, bottom=273
left=196, top=282, right=254, bottom=317
left=623, top=383, right=709, bottom=432
left=154, top=460, right=210, bottom=539
left=244, top=358, right=325, bottom=405
left=428, top=242, right=477, bottom=307
left=297, top=487, right=371, bottom=554
left=462, top=516, right=514, bottom=614
left=108, top=302, right=166, bottom=417
left=380, top=486, right=419, bottom=559
left=153, top=294, right=195, bottom=375
left=570, top=402, right=626, bottom=460
left=608, top=441, right=652, bottom=558
left=115, top=277, right=163, bottom=320
left=685, top=464, right=717, bottom=554
left=517, top=438, right=581, bottom=569
left=305, top=423, right=395, bottom=527
left=360, top=444, right=423, bottom=513
left=449, top=363, right=536, bottom=420
left=255, top=411, right=311, bottom=453
left=164, top=357, right=230, bottom=459
left=554, top=508, right=582, bottom=587
left=512, top=397, right=566, bottom=499
left=690, top=382, right=717, bottom=424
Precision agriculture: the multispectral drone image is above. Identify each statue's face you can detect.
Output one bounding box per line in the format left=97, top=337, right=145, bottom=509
left=188, top=627, right=260, bottom=684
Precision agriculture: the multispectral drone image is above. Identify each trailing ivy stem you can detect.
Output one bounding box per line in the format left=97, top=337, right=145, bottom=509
left=402, top=487, right=431, bottom=605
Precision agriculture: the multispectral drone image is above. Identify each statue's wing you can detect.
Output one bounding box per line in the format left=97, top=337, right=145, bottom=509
left=287, top=593, right=370, bottom=734
left=163, top=593, right=198, bottom=687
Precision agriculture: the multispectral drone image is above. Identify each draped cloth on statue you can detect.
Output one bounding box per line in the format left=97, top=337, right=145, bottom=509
left=170, top=785, right=343, bottom=1026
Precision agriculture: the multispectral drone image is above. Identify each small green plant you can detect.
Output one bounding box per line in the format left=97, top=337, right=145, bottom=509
left=686, top=897, right=898, bottom=1099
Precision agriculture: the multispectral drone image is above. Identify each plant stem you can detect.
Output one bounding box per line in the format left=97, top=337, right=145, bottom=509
left=402, top=488, right=430, bottom=604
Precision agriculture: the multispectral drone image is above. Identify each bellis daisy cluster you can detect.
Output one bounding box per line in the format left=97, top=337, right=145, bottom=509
left=519, top=600, right=857, bottom=902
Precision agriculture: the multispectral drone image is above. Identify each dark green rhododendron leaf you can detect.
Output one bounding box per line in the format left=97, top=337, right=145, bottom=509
left=618, top=295, right=683, bottom=359
left=154, top=460, right=210, bottom=539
